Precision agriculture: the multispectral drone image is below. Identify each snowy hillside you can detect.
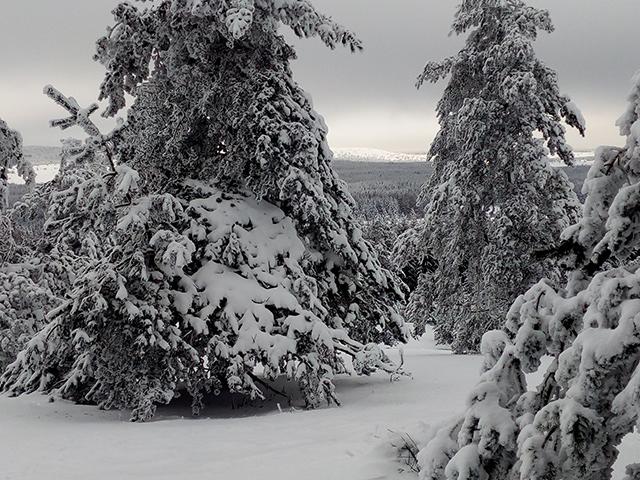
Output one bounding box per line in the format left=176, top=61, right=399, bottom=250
left=7, top=146, right=61, bottom=184
left=548, top=150, right=595, bottom=166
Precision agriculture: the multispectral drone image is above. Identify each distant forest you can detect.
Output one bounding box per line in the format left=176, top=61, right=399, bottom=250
left=332, top=160, right=592, bottom=221
left=7, top=160, right=591, bottom=217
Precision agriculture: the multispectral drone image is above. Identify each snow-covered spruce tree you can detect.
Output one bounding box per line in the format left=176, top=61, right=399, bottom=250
left=0, top=87, right=125, bottom=373
left=401, top=0, right=585, bottom=352
left=357, top=208, right=420, bottom=274
left=409, top=72, right=640, bottom=480
left=392, top=220, right=435, bottom=333
left=1, top=0, right=408, bottom=421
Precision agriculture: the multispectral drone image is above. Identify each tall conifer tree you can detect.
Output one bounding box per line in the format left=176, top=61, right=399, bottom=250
left=400, top=0, right=585, bottom=351
left=2, top=0, right=407, bottom=420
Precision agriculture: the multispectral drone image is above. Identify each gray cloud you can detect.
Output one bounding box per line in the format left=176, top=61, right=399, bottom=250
left=0, top=1, right=637, bottom=151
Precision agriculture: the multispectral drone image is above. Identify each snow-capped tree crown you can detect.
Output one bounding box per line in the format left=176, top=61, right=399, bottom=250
left=93, top=0, right=366, bottom=214
left=561, top=70, right=640, bottom=275
left=96, top=0, right=362, bottom=118
left=418, top=0, right=585, bottom=165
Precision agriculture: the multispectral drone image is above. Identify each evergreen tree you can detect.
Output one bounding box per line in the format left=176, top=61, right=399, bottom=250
left=401, top=0, right=585, bottom=352
left=2, top=0, right=408, bottom=420
left=410, top=70, right=640, bottom=480
left=0, top=87, right=122, bottom=374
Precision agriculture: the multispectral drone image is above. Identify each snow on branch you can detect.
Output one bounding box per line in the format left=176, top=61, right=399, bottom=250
left=44, top=85, right=101, bottom=137
left=44, top=85, right=122, bottom=172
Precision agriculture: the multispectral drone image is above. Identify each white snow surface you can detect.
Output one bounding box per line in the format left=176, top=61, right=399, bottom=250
left=0, top=328, right=636, bottom=480
left=334, top=147, right=428, bottom=163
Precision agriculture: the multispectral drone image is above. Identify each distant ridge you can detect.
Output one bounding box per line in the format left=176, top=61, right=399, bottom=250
left=23, top=145, right=62, bottom=166
left=333, top=148, right=427, bottom=163
left=334, top=147, right=594, bottom=165
left=21, top=145, right=595, bottom=166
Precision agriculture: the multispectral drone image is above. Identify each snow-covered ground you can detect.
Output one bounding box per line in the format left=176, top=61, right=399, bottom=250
left=1, top=329, right=636, bottom=480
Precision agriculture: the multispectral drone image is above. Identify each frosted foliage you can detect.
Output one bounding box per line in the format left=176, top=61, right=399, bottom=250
left=0, top=161, right=130, bottom=376
left=2, top=0, right=407, bottom=419
left=2, top=185, right=404, bottom=421
left=403, top=0, right=583, bottom=352
left=93, top=0, right=404, bottom=346
left=0, top=263, right=60, bottom=372
left=413, top=70, right=640, bottom=480
left=624, top=465, right=640, bottom=480
left=0, top=113, right=72, bottom=373
left=96, top=0, right=406, bottom=344
left=22, top=87, right=128, bottom=273
left=95, top=0, right=362, bottom=117
left=0, top=82, right=140, bottom=381
left=392, top=221, right=436, bottom=334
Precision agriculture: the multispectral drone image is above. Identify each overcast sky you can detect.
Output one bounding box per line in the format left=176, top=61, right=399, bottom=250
left=0, top=1, right=637, bottom=152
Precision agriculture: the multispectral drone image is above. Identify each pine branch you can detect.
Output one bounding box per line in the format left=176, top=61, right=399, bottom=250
left=533, top=239, right=612, bottom=277
left=43, top=85, right=118, bottom=173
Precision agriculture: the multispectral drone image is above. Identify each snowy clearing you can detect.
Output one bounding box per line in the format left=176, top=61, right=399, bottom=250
left=1, top=329, right=637, bottom=480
